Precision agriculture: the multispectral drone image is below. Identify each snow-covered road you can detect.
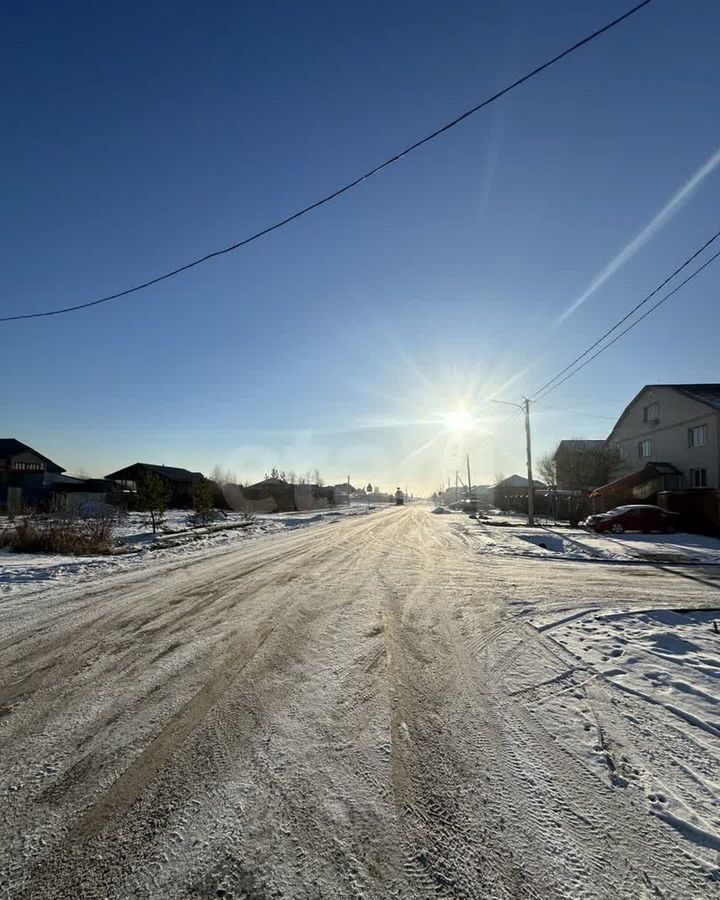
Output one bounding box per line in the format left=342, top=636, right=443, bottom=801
left=1, top=506, right=718, bottom=898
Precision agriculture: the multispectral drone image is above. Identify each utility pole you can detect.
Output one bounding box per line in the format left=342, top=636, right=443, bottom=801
left=466, top=453, right=473, bottom=506
left=524, top=399, right=535, bottom=526
left=491, top=398, right=535, bottom=526
left=347, top=474, right=351, bottom=507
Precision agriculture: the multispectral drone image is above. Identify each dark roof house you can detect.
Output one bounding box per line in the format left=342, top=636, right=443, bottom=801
left=0, top=439, right=66, bottom=510
left=239, top=479, right=339, bottom=513
left=0, top=439, right=65, bottom=474
left=494, top=474, right=546, bottom=489
left=105, top=463, right=204, bottom=483
left=105, top=463, right=206, bottom=508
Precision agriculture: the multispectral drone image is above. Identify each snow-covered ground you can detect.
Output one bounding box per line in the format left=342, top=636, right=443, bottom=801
left=1, top=505, right=718, bottom=895
left=464, top=515, right=720, bottom=563
left=451, top=509, right=720, bottom=867
left=527, top=603, right=720, bottom=857
left=0, top=505, right=380, bottom=598
left=565, top=529, right=720, bottom=563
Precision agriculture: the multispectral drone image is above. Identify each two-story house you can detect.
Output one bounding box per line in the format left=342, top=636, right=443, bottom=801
left=607, top=384, right=720, bottom=489
left=0, top=438, right=66, bottom=510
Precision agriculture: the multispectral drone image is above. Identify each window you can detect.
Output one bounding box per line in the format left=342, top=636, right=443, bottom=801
left=688, top=424, right=708, bottom=448
left=642, top=402, right=659, bottom=423
left=690, top=467, right=707, bottom=488
left=11, top=461, right=42, bottom=471
left=638, top=439, right=652, bottom=458
left=616, top=445, right=626, bottom=460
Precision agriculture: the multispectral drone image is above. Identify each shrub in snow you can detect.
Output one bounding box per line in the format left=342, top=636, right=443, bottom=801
left=2, top=513, right=115, bottom=555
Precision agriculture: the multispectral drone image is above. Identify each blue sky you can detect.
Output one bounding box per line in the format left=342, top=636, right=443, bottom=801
left=2, top=0, right=719, bottom=493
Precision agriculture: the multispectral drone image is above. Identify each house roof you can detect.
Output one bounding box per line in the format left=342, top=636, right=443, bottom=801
left=247, top=478, right=293, bottom=491
left=590, top=462, right=681, bottom=497
left=494, top=473, right=547, bottom=489
left=0, top=439, right=65, bottom=473
left=672, top=383, right=720, bottom=410
left=608, top=384, right=720, bottom=442
left=105, top=463, right=204, bottom=483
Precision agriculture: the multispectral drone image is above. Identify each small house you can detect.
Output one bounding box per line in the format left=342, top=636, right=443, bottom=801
left=104, top=463, right=205, bottom=508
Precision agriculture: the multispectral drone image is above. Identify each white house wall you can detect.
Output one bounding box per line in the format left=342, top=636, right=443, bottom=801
left=610, top=386, right=720, bottom=488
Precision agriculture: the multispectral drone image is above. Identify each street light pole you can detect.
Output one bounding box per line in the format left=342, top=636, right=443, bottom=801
left=466, top=453, right=473, bottom=507
left=491, top=397, right=535, bottom=526
left=524, top=399, right=534, bottom=526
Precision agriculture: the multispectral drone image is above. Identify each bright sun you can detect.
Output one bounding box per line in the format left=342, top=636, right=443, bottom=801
left=444, top=408, right=475, bottom=433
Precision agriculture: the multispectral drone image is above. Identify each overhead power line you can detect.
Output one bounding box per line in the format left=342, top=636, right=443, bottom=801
left=532, top=400, right=616, bottom=420
left=533, top=246, right=720, bottom=402
left=1, top=0, right=656, bottom=324
left=532, top=227, right=720, bottom=399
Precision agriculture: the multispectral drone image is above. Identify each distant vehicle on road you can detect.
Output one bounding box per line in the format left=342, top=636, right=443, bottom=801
left=449, top=499, right=481, bottom=514
left=395, top=488, right=405, bottom=506
left=584, top=504, right=679, bottom=534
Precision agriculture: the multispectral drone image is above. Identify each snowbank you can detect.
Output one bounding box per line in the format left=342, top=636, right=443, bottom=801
left=0, top=506, right=376, bottom=598
left=468, top=521, right=720, bottom=564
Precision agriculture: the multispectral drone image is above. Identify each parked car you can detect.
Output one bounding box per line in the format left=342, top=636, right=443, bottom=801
left=584, top=505, right=679, bottom=534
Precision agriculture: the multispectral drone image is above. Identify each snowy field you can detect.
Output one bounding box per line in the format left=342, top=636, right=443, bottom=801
left=0, top=505, right=381, bottom=598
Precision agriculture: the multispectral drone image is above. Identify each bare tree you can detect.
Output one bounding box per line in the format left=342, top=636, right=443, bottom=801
left=554, top=442, right=622, bottom=492
left=536, top=452, right=557, bottom=489
left=287, top=470, right=297, bottom=485
left=313, top=468, right=324, bottom=487
left=549, top=441, right=623, bottom=526
left=211, top=464, right=237, bottom=487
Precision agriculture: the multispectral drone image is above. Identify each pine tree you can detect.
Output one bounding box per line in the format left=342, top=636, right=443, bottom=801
left=137, top=471, right=169, bottom=533
left=191, top=480, right=215, bottom=526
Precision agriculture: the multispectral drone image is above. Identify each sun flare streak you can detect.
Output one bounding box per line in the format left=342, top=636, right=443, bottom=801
left=554, top=143, right=720, bottom=326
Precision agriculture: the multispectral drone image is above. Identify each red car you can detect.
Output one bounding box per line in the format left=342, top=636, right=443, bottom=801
left=584, top=504, right=679, bottom=534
